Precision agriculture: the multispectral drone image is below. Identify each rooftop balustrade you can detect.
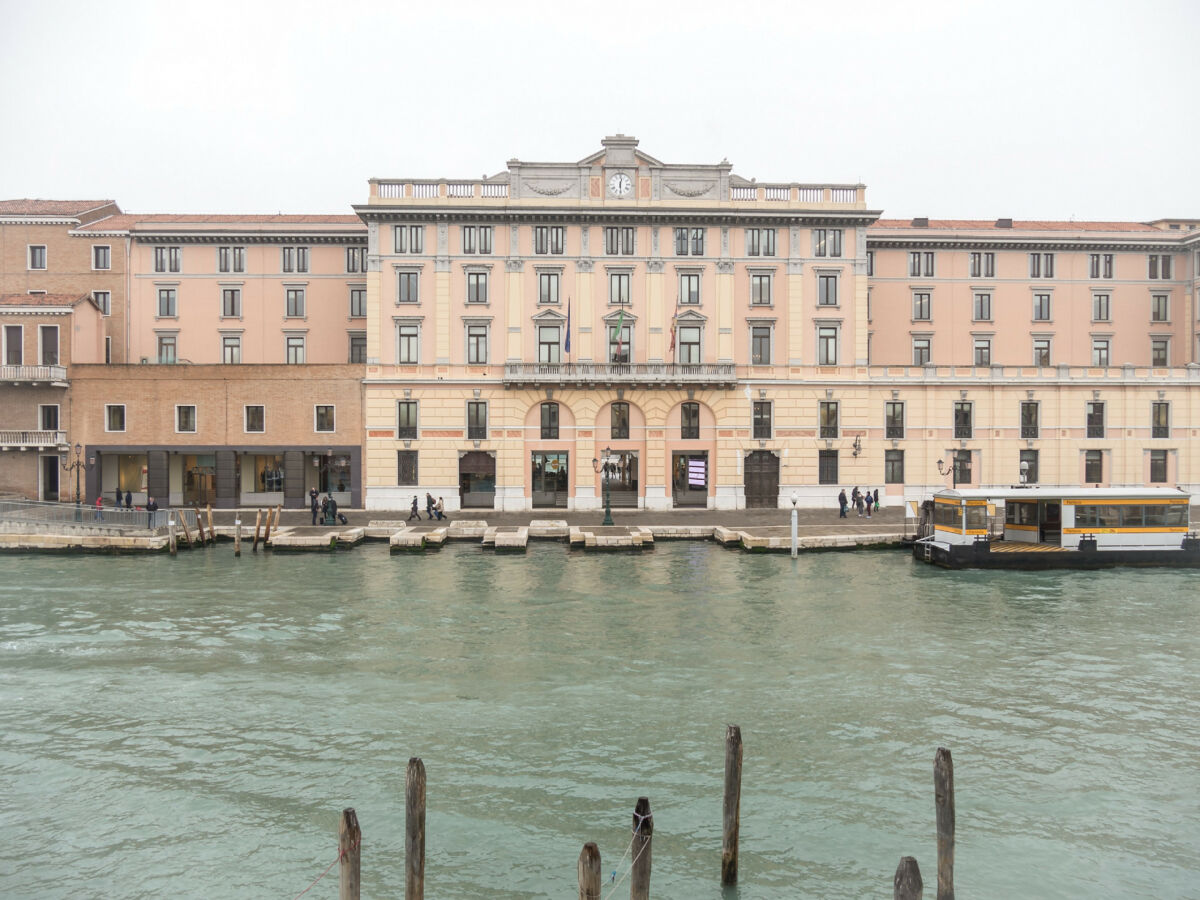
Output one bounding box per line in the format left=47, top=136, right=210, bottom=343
left=504, top=361, right=737, bottom=388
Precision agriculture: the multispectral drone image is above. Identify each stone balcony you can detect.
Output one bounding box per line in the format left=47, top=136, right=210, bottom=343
left=503, top=362, right=737, bottom=388
left=1, top=365, right=68, bottom=386
left=0, top=430, right=67, bottom=450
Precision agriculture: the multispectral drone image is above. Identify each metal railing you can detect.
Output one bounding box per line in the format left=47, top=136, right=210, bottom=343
left=1, top=364, right=68, bottom=383
left=504, top=361, right=737, bottom=385
left=0, top=430, right=67, bottom=448
left=0, top=498, right=196, bottom=533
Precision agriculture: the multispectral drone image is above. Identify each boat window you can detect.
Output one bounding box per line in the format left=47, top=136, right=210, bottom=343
left=934, top=503, right=962, bottom=529
left=1166, top=504, right=1189, bottom=527
left=965, top=506, right=988, bottom=530
left=1142, top=507, right=1166, bottom=528
left=1006, top=502, right=1037, bottom=525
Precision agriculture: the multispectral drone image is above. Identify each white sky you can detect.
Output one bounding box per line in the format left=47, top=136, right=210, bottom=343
left=2, top=0, right=1196, bottom=221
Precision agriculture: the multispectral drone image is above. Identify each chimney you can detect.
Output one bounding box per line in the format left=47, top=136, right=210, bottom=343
left=995, top=218, right=1013, bottom=228
left=911, top=217, right=929, bottom=227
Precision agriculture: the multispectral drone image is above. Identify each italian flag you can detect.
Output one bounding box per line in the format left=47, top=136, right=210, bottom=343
left=611, top=309, right=626, bottom=357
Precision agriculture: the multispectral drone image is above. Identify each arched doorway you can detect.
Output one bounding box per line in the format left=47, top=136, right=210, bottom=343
left=744, top=450, right=779, bottom=508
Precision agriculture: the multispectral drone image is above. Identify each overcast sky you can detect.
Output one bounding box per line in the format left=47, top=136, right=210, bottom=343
left=2, top=0, right=1196, bottom=221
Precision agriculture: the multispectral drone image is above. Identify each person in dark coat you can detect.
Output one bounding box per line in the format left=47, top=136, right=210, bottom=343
left=309, top=486, right=320, bottom=525
left=328, top=494, right=347, bottom=525
left=320, top=494, right=329, bottom=523
left=125, top=490, right=132, bottom=510
left=864, top=487, right=872, bottom=518
left=409, top=496, right=421, bottom=520
left=425, top=493, right=435, bottom=519
left=114, top=489, right=122, bottom=509
left=873, top=489, right=880, bottom=513
left=838, top=488, right=848, bottom=518
left=146, top=496, right=158, bottom=528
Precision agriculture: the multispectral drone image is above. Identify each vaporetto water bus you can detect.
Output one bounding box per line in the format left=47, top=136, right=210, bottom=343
left=913, top=487, right=1200, bottom=569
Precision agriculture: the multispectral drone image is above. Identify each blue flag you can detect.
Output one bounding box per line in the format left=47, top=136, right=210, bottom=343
left=564, top=296, right=571, bottom=355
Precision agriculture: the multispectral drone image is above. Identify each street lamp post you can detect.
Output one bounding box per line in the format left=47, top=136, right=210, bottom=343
left=61, top=442, right=84, bottom=519
left=593, top=448, right=615, bottom=526
left=790, top=491, right=799, bottom=558
left=936, top=457, right=958, bottom=490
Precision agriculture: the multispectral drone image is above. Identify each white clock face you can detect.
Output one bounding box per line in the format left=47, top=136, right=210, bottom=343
left=608, top=173, right=632, bottom=197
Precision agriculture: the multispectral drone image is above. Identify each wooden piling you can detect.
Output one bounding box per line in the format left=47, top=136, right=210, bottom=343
left=193, top=507, right=206, bottom=544
left=721, top=724, right=742, bottom=885
left=338, top=807, right=361, bottom=900
left=934, top=747, right=954, bottom=900
left=262, top=506, right=275, bottom=546
left=252, top=509, right=262, bottom=552
left=205, top=504, right=214, bottom=542
left=406, top=757, right=426, bottom=900
left=178, top=512, right=193, bottom=547
left=577, top=842, right=601, bottom=900
left=234, top=516, right=242, bottom=557
left=168, top=516, right=177, bottom=555
left=894, top=856, right=923, bottom=900
left=630, top=797, right=653, bottom=900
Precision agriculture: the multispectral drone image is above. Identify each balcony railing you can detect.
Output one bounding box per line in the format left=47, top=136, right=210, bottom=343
left=504, top=362, right=737, bottom=387
left=1, top=365, right=68, bottom=384
left=0, top=430, right=67, bottom=449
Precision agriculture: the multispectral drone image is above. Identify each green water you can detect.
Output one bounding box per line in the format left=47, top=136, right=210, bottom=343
left=1, top=544, right=1198, bottom=899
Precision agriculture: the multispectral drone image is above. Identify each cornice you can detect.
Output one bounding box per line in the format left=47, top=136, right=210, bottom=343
left=353, top=204, right=881, bottom=228
left=866, top=235, right=1186, bottom=252
left=128, top=233, right=366, bottom=245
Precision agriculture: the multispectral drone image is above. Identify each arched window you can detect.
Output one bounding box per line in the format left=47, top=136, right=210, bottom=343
left=540, top=402, right=559, bottom=439
left=611, top=402, right=629, bottom=440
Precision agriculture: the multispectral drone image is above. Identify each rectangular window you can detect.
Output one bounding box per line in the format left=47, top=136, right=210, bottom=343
left=1021, top=401, right=1039, bottom=439
left=157, top=288, right=177, bottom=317
left=1093, top=293, right=1110, bottom=321
left=611, top=401, right=630, bottom=440
left=156, top=334, right=176, bottom=364
left=1151, top=339, right=1169, bottom=367
left=1152, top=401, right=1170, bottom=438
left=678, top=325, right=701, bottom=364
left=467, top=401, right=488, bottom=440
left=1148, top=254, right=1172, bottom=279
left=605, top=226, right=635, bottom=255
left=29, top=245, right=47, bottom=269
left=969, top=251, right=995, bottom=278
left=752, top=401, right=772, bottom=439
left=609, top=272, right=631, bottom=305
left=953, top=449, right=972, bottom=486
left=680, top=402, right=700, bottom=439
left=460, top=225, right=491, bottom=254
left=534, top=226, right=565, bottom=254
left=314, top=405, right=335, bottom=432
left=817, top=326, right=838, bottom=365
left=973, top=338, right=991, bottom=366
left=1089, top=253, right=1114, bottom=279
left=286, top=288, right=305, bottom=317
left=540, top=402, right=559, bottom=439
left=37, top=324, right=58, bottom=366
left=1149, top=449, right=1168, bottom=483
left=885, top=401, right=905, bottom=439
left=397, top=271, right=419, bottom=304
left=884, top=449, right=904, bottom=484
left=467, top=324, right=488, bottom=364
left=346, top=247, right=368, bottom=273
left=750, top=273, right=772, bottom=305
left=286, top=335, right=305, bottom=364
left=538, top=325, right=561, bottom=364
left=954, top=401, right=973, bottom=439
left=349, top=288, right=367, bottom=317
left=218, top=245, right=245, bottom=273
left=394, top=225, right=424, bottom=254
left=819, top=401, right=839, bottom=439
left=92, top=245, right=110, bottom=270
left=40, top=404, right=59, bottom=431
left=1084, top=449, right=1103, bottom=484
left=973, top=293, right=991, bottom=321
left=1019, top=449, right=1039, bottom=484
left=1086, top=401, right=1105, bottom=438
left=912, top=292, right=931, bottom=320
left=176, top=405, right=196, bottom=433
left=608, top=322, right=632, bottom=364
left=397, top=401, right=418, bottom=439
left=1029, top=252, right=1054, bottom=278
left=1092, top=339, right=1110, bottom=366
left=93, top=290, right=111, bottom=316
left=349, top=333, right=366, bottom=363
left=814, top=228, right=842, bottom=257
left=909, top=251, right=935, bottom=277
left=538, top=272, right=560, bottom=304
left=674, top=227, right=704, bottom=255
left=397, top=450, right=418, bottom=485
left=1033, top=338, right=1051, bottom=367
left=746, top=228, right=775, bottom=256
left=866, top=250, right=874, bottom=276
left=818, top=274, right=838, bottom=306
left=105, top=404, right=126, bottom=432
left=751, top=325, right=772, bottom=364
left=222, top=288, right=241, bottom=318
left=679, top=273, right=700, bottom=305
left=467, top=272, right=488, bottom=304
left=912, top=337, right=930, bottom=365
left=1033, top=293, right=1052, bottom=321
left=154, top=246, right=181, bottom=273
left=222, top=335, right=241, bottom=364
left=280, top=247, right=309, bottom=273
left=818, top=449, right=838, bottom=485
left=397, top=324, right=419, bottom=363
left=1151, top=294, right=1169, bottom=322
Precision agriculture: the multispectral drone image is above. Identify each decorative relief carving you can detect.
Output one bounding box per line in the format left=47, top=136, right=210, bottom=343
left=716, top=260, right=735, bottom=273
left=435, top=256, right=451, bottom=272
left=525, top=180, right=573, bottom=196
left=576, top=258, right=594, bottom=272
left=721, top=226, right=729, bottom=253
left=787, top=260, right=805, bottom=275
left=665, top=181, right=714, bottom=198
left=646, top=259, right=665, bottom=273
left=505, top=259, right=524, bottom=272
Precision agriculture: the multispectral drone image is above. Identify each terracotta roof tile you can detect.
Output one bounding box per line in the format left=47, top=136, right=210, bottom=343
left=0, top=293, right=90, bottom=307
left=0, top=199, right=116, bottom=216
left=871, top=218, right=1161, bottom=233
left=75, top=213, right=365, bottom=232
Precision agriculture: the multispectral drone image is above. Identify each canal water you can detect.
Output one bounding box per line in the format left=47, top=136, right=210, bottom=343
left=1, top=544, right=1198, bottom=899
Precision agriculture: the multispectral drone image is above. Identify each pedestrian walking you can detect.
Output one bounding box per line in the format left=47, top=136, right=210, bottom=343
left=146, top=496, right=158, bottom=529
left=873, top=488, right=880, bottom=513
left=328, top=494, right=347, bottom=525
left=114, top=489, right=122, bottom=509
left=95, top=495, right=104, bottom=521
left=409, top=495, right=421, bottom=521
left=425, top=493, right=435, bottom=519
left=864, top=487, right=873, bottom=518
left=838, top=488, right=848, bottom=518
left=434, top=496, right=446, bottom=521
left=125, top=490, right=132, bottom=511
left=309, top=486, right=320, bottom=525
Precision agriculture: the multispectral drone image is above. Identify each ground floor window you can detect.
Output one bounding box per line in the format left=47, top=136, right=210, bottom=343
left=672, top=452, right=708, bottom=506
left=253, top=455, right=286, bottom=492
left=1020, top=449, right=1038, bottom=485
left=397, top=451, right=418, bottom=485
left=531, top=452, right=568, bottom=508
left=1084, top=450, right=1103, bottom=484
left=1149, top=449, right=1168, bottom=484
left=818, top=449, right=838, bottom=485
left=884, top=449, right=903, bottom=484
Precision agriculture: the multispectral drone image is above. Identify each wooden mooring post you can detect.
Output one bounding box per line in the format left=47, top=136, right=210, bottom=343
left=934, top=747, right=954, bottom=900
left=894, top=856, right=924, bottom=900
left=178, top=512, right=193, bottom=548
left=338, top=807, right=361, bottom=900
left=630, top=796, right=653, bottom=900
left=168, top=514, right=177, bottom=555
left=193, top=507, right=206, bottom=544
left=205, top=504, right=214, bottom=542
left=262, top=506, right=275, bottom=546
left=252, top=509, right=262, bottom=552
left=234, top=515, right=242, bottom=557
left=721, top=724, right=742, bottom=885
left=406, top=757, right=426, bottom=900
left=577, top=842, right=601, bottom=900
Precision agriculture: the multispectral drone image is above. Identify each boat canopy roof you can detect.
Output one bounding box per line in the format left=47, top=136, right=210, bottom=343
left=933, top=487, right=1192, bottom=503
